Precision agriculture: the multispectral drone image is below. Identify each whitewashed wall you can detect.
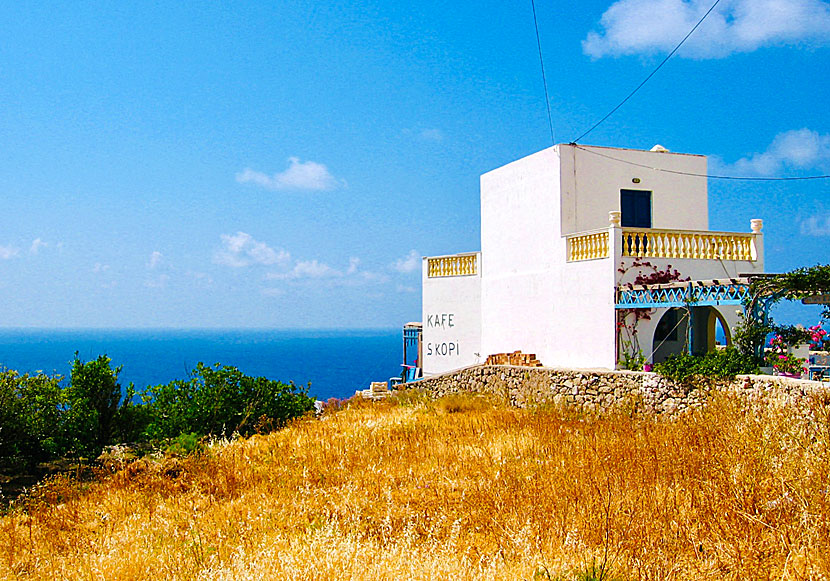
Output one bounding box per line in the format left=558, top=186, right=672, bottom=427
left=480, top=147, right=619, bottom=369
left=421, top=253, right=482, bottom=375
left=480, top=148, right=562, bottom=365
left=559, top=144, right=709, bottom=235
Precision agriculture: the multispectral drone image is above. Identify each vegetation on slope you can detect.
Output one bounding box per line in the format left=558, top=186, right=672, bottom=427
left=0, top=356, right=315, bottom=469
left=1, top=390, right=829, bottom=580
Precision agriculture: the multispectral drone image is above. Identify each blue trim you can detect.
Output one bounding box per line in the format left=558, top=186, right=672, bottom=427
left=615, top=282, right=751, bottom=309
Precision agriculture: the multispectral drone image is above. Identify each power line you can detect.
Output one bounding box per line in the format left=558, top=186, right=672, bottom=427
left=531, top=0, right=555, bottom=145
left=574, top=144, right=830, bottom=181
left=572, top=0, right=722, bottom=144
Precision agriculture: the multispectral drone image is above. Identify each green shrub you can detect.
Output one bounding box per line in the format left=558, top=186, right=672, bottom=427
left=164, top=432, right=204, bottom=456
left=143, top=363, right=315, bottom=440
left=654, top=347, right=759, bottom=382
left=0, top=369, right=65, bottom=463
left=63, top=354, right=124, bottom=457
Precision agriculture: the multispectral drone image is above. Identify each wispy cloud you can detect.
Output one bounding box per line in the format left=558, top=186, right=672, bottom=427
left=144, top=274, right=170, bottom=289
left=0, top=245, right=19, bottom=260
left=419, top=128, right=445, bottom=142
left=392, top=250, right=420, bottom=273
left=264, top=255, right=392, bottom=286
left=714, top=128, right=830, bottom=176
left=92, top=263, right=110, bottom=273
left=267, top=259, right=341, bottom=281
left=214, top=232, right=290, bottom=268
left=236, top=157, right=344, bottom=191
left=801, top=214, right=830, bottom=236
left=583, top=0, right=830, bottom=59
left=147, top=251, right=163, bottom=269
left=29, top=238, right=47, bottom=254
left=402, top=128, right=446, bottom=143
left=186, top=271, right=213, bottom=286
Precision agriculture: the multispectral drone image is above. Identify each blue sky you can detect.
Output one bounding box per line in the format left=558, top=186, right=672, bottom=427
left=1, top=0, right=828, bottom=328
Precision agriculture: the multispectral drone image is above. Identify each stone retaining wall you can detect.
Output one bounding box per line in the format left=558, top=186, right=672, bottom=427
left=412, top=365, right=830, bottom=415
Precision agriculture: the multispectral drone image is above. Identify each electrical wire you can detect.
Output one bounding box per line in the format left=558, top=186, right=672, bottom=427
left=573, top=144, right=830, bottom=181
left=573, top=0, right=723, bottom=144
left=531, top=0, right=555, bottom=145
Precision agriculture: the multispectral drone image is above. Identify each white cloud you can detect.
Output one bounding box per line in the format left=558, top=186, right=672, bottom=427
left=92, top=263, right=110, bottom=273
left=0, top=245, right=19, bottom=260
left=402, top=128, right=446, bottom=143
left=267, top=259, right=341, bottom=280
left=419, top=128, right=445, bottom=142
left=144, top=274, right=170, bottom=289
left=583, top=0, right=830, bottom=59
left=29, top=238, right=47, bottom=254
left=148, top=251, right=163, bottom=269
left=801, top=214, right=830, bottom=236
left=236, top=157, right=344, bottom=191
left=346, top=257, right=360, bottom=275
left=396, top=284, right=417, bottom=293
left=214, top=232, right=290, bottom=268
left=716, top=128, right=830, bottom=175
left=186, top=271, right=213, bottom=286
left=392, top=250, right=420, bottom=273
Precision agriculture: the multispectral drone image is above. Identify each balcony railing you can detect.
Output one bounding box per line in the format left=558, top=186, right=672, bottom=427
left=427, top=253, right=478, bottom=278
left=566, top=225, right=760, bottom=262
left=567, top=231, right=610, bottom=261
left=621, top=228, right=755, bottom=260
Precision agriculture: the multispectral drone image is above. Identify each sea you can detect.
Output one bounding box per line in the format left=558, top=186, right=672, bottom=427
left=0, top=328, right=403, bottom=402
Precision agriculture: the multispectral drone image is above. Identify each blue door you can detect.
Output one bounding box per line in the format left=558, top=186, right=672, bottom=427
left=620, top=189, right=652, bottom=228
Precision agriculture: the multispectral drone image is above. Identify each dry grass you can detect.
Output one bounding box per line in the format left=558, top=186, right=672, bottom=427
left=1, top=390, right=829, bottom=580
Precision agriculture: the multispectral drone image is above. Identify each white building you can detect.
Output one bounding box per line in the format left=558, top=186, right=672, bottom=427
left=421, top=143, right=765, bottom=376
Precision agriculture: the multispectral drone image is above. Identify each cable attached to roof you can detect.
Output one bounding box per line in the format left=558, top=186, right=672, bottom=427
left=573, top=144, right=830, bottom=181
left=531, top=0, right=555, bottom=146
left=572, top=0, right=722, bottom=144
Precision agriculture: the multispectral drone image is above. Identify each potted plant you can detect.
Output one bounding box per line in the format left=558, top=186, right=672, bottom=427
left=765, top=335, right=806, bottom=378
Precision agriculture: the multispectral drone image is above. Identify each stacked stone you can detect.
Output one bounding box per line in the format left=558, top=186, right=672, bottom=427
left=484, top=351, right=543, bottom=367
left=410, top=364, right=830, bottom=417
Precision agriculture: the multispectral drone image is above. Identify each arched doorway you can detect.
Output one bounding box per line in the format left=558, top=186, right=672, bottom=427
left=651, top=306, right=732, bottom=363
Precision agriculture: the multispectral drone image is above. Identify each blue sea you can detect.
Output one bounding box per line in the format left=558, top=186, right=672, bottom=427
left=0, top=328, right=403, bottom=402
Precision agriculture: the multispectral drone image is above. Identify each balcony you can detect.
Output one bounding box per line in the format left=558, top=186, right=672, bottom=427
left=566, top=217, right=763, bottom=263
left=426, top=253, right=479, bottom=278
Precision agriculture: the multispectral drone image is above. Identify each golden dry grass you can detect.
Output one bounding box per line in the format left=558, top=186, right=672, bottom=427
left=1, top=390, right=829, bottom=580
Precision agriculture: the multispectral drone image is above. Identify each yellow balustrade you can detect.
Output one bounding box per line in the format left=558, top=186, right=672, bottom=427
left=567, top=231, right=610, bottom=261
left=621, top=228, right=755, bottom=260
left=427, top=254, right=478, bottom=278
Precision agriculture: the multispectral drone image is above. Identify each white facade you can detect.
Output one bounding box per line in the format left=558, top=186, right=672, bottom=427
left=421, top=143, right=765, bottom=375
left=421, top=253, right=482, bottom=374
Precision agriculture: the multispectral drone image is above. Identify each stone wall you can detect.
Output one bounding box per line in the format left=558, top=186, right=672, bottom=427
left=413, top=365, right=830, bottom=415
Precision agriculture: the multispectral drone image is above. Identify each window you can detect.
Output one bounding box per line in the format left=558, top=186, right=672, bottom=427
left=620, top=189, right=652, bottom=228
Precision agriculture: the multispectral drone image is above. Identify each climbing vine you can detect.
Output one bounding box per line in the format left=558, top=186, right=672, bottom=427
left=616, top=260, right=690, bottom=369
left=735, top=264, right=830, bottom=360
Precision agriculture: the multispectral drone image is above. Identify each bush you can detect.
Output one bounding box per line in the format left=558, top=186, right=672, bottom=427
left=654, top=347, right=759, bottom=382
left=0, top=369, right=65, bottom=463
left=63, top=354, right=124, bottom=457
left=143, top=363, right=316, bottom=440
left=164, top=432, right=204, bottom=456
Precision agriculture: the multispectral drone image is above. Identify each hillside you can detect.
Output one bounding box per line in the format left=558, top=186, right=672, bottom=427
left=1, top=390, right=829, bottom=580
